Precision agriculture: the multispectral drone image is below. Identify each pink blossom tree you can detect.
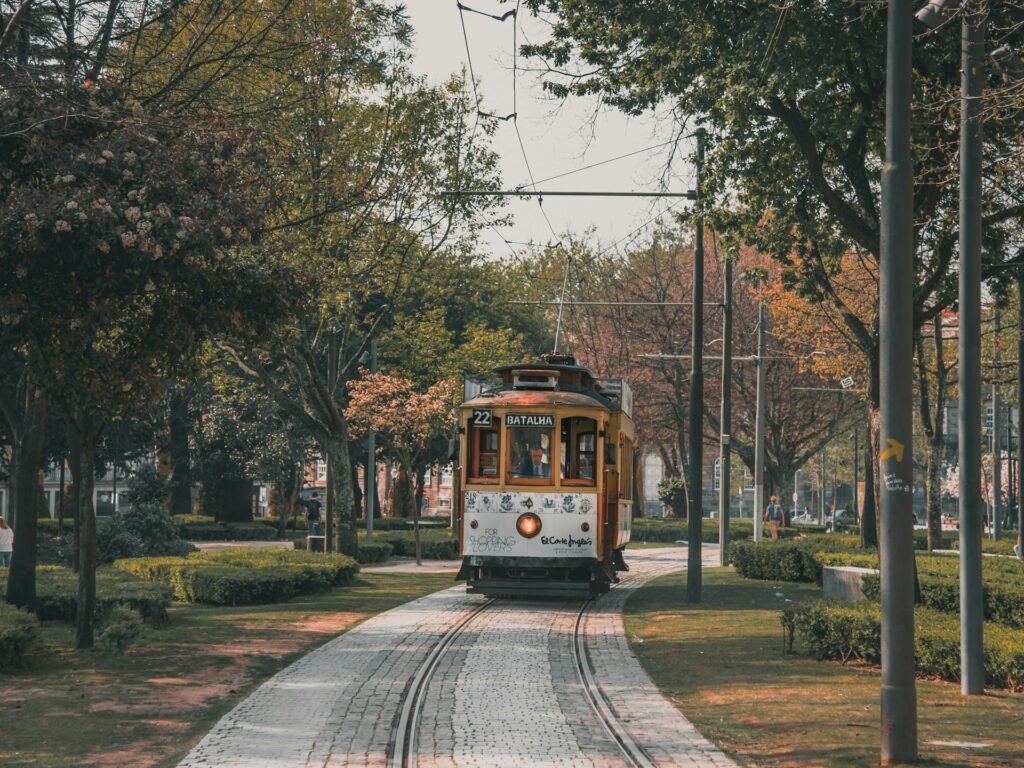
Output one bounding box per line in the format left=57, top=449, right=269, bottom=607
left=347, top=373, right=457, bottom=564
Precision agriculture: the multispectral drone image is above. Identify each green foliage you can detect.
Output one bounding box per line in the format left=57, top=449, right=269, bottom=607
left=782, top=602, right=1024, bottom=692
left=376, top=531, right=457, bottom=560
left=98, top=606, right=144, bottom=655
left=0, top=566, right=171, bottom=624
left=172, top=515, right=215, bottom=526
left=655, top=476, right=687, bottom=517
left=0, top=602, right=40, bottom=672
left=630, top=518, right=821, bottom=544
left=355, top=542, right=393, bottom=564
left=731, top=536, right=867, bottom=583
left=176, top=522, right=282, bottom=541
left=114, top=549, right=360, bottom=605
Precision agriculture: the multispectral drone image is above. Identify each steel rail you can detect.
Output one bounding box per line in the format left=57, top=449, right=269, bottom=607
left=572, top=599, right=657, bottom=768
left=389, top=599, right=494, bottom=768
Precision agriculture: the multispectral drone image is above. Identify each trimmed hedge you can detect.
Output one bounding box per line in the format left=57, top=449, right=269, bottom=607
left=114, top=548, right=360, bottom=606
left=176, top=522, right=282, bottom=541
left=631, top=518, right=828, bottom=544
left=0, top=602, right=40, bottom=672
left=376, top=531, right=459, bottom=560
left=782, top=601, right=1024, bottom=691
left=0, top=566, right=171, bottom=624
left=357, top=517, right=450, bottom=532
left=731, top=536, right=864, bottom=583
left=355, top=542, right=393, bottom=564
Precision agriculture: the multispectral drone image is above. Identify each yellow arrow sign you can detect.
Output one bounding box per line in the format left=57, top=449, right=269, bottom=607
left=880, top=438, right=905, bottom=463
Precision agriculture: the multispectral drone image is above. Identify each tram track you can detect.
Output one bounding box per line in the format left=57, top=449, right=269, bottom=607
left=388, top=584, right=658, bottom=768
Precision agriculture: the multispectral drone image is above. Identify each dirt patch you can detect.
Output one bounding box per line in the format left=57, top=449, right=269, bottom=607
left=289, top=612, right=362, bottom=634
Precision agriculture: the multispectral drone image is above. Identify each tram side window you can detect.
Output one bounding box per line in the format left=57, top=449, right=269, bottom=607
left=619, top=437, right=633, bottom=499
left=470, top=427, right=500, bottom=480
left=508, top=426, right=553, bottom=480
left=560, top=417, right=597, bottom=484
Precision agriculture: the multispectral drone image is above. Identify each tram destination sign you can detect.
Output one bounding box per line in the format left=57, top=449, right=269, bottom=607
left=505, top=414, right=554, bottom=427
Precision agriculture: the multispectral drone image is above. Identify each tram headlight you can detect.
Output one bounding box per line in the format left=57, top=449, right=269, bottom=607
left=516, top=512, right=542, bottom=539
left=581, top=522, right=590, bottom=532
left=469, top=519, right=478, bottom=529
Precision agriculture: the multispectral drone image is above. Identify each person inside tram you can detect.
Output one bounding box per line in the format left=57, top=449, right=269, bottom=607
left=516, top=445, right=550, bottom=478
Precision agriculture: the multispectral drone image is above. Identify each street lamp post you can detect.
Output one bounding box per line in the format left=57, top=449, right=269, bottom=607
left=719, top=258, right=733, bottom=566
left=365, top=339, right=377, bottom=540
left=753, top=303, right=767, bottom=542
left=879, top=0, right=918, bottom=762
left=687, top=129, right=706, bottom=603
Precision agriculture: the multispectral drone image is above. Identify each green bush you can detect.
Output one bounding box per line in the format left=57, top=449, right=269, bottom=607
left=260, top=515, right=303, bottom=531
left=355, top=542, right=392, bottom=564
left=114, top=548, right=360, bottom=606
left=0, top=566, right=171, bottom=624
left=861, top=572, right=1024, bottom=630
left=98, top=606, right=144, bottom=655
left=377, top=531, right=458, bottom=559
left=36, top=518, right=76, bottom=537
left=732, top=536, right=871, bottom=583
left=630, top=517, right=813, bottom=544
left=782, top=601, right=1024, bottom=691
left=172, top=514, right=214, bottom=525
left=177, top=522, right=282, bottom=541
left=0, top=602, right=40, bottom=672
left=357, top=517, right=442, bottom=531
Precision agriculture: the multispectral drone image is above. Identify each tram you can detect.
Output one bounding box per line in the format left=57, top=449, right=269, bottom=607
left=454, top=355, right=634, bottom=597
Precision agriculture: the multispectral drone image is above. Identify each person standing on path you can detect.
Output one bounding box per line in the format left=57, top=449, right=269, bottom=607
left=0, top=517, right=13, bottom=567
left=764, top=496, right=784, bottom=540
left=306, top=493, right=323, bottom=536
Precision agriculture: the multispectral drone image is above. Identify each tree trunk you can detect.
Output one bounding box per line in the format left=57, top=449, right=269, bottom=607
left=926, top=436, right=943, bottom=551
left=323, top=435, right=357, bottom=557
left=69, top=434, right=82, bottom=573
left=74, top=423, right=99, bottom=650
left=352, top=459, right=363, bottom=523
left=861, top=403, right=879, bottom=547
left=5, top=389, right=46, bottom=608
left=219, top=479, right=254, bottom=523
left=168, top=390, right=193, bottom=516
left=412, top=464, right=424, bottom=565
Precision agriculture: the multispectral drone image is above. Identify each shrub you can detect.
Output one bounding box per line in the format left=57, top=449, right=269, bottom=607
left=782, top=601, right=1024, bottom=691
left=0, top=566, right=171, bottom=624
left=0, top=602, right=40, bottom=672
left=177, top=522, right=281, bottom=541
left=732, top=536, right=872, bottom=584
left=357, top=517, right=440, bottom=531
left=114, top=548, right=360, bottom=606
left=630, top=517, right=809, bottom=544
left=355, top=542, right=392, bottom=564
left=98, top=606, right=144, bottom=654
left=94, top=502, right=196, bottom=564
left=377, top=531, right=458, bottom=559
left=172, top=514, right=214, bottom=525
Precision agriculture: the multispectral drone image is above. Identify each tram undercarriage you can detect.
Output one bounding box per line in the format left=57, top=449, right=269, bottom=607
left=457, top=555, right=622, bottom=598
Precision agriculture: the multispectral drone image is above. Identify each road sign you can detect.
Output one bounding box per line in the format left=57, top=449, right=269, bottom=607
left=840, top=376, right=855, bottom=389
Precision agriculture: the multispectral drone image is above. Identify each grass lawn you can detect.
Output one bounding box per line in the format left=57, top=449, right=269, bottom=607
left=625, top=568, right=1024, bottom=767
left=0, top=571, right=453, bottom=768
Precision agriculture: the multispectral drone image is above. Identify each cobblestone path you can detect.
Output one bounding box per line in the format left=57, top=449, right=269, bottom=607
left=179, top=546, right=735, bottom=768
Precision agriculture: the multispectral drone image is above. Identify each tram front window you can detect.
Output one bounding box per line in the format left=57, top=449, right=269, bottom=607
left=508, top=425, right=553, bottom=480
left=560, top=417, right=597, bottom=485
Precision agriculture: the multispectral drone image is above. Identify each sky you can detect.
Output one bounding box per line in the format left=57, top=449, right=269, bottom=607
left=405, top=1, right=696, bottom=259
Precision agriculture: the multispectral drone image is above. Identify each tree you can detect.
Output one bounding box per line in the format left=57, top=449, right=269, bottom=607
left=346, top=373, right=457, bottom=564
left=520, top=0, right=1024, bottom=521
left=0, top=82, right=281, bottom=647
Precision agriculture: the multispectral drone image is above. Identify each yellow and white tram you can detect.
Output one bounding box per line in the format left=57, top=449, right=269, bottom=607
left=454, top=355, right=634, bottom=597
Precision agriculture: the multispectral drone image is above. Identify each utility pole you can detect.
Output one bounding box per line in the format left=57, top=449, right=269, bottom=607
left=719, top=258, right=733, bottom=566
left=687, top=129, right=706, bottom=603
left=958, top=0, right=986, bottom=697
left=993, top=312, right=1002, bottom=541
left=879, top=0, right=918, bottom=762
left=853, top=428, right=860, bottom=524
left=365, top=338, right=377, bottom=540
left=753, top=303, right=766, bottom=542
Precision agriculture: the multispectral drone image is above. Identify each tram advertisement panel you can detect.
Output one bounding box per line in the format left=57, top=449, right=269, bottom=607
left=462, top=491, right=598, bottom=558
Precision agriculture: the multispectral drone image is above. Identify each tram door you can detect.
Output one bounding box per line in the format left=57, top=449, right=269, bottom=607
left=603, top=434, right=620, bottom=565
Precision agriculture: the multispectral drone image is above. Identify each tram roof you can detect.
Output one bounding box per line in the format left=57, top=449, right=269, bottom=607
left=462, top=387, right=613, bottom=412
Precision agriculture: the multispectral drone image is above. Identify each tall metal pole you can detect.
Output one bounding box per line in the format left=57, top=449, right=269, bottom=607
left=958, top=0, right=986, bottom=697
left=719, top=258, right=733, bottom=566
left=853, top=428, right=860, bottom=524
left=687, top=130, right=706, bottom=603
left=365, top=338, right=377, bottom=540
left=753, top=303, right=766, bottom=542
left=993, top=311, right=1002, bottom=541
left=879, top=0, right=918, bottom=761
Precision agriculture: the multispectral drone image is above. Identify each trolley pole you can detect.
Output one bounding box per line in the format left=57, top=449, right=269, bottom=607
left=753, top=303, right=766, bottom=543
left=687, top=129, right=706, bottom=603
left=958, top=0, right=986, bottom=697
left=365, top=338, right=377, bottom=540
left=879, top=0, right=918, bottom=762
left=719, top=258, right=733, bottom=566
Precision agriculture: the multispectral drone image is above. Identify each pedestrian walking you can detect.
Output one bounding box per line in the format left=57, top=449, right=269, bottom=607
left=763, top=496, right=784, bottom=540
left=0, top=517, right=13, bottom=567
left=306, top=492, right=323, bottom=536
